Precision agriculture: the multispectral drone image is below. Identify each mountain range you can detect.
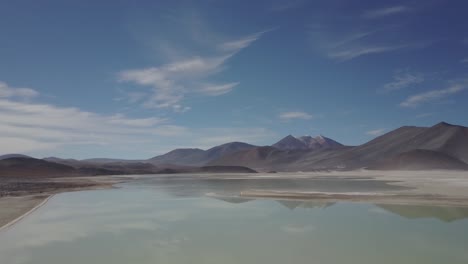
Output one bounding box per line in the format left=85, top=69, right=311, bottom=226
left=210, top=122, right=468, bottom=171
left=272, top=135, right=343, bottom=150
left=1, top=122, right=467, bottom=176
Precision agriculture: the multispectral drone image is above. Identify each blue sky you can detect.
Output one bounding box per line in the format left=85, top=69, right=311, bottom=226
left=1, top=0, right=467, bottom=159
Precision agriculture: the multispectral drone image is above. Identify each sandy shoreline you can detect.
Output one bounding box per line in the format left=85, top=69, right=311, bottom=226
left=0, top=175, right=130, bottom=229
left=0, top=195, right=53, bottom=232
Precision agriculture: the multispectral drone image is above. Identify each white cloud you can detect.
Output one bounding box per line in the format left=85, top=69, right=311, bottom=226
left=0, top=82, right=277, bottom=157
left=198, top=82, right=239, bottom=96
left=363, top=6, right=410, bottom=19
left=308, top=25, right=413, bottom=61
left=366, top=128, right=386, bottom=136
left=281, top=224, right=315, bottom=233
left=0, top=83, right=191, bottom=155
left=119, top=30, right=271, bottom=111
left=329, top=45, right=407, bottom=61
left=119, top=55, right=231, bottom=110
left=278, top=111, right=314, bottom=120
left=329, top=31, right=375, bottom=49
left=219, top=32, right=264, bottom=52
left=400, top=84, right=466, bottom=107
left=0, top=81, right=39, bottom=99
left=268, top=0, right=307, bottom=12
left=415, top=113, right=433, bottom=119
left=0, top=137, right=58, bottom=154
left=382, top=70, right=424, bottom=92
left=108, top=114, right=167, bottom=127
left=461, top=58, right=468, bottom=63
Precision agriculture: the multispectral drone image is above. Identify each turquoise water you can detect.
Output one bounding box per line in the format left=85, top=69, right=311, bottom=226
left=1, top=177, right=468, bottom=264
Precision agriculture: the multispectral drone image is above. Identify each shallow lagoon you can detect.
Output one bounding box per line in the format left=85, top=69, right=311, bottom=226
left=1, top=175, right=468, bottom=264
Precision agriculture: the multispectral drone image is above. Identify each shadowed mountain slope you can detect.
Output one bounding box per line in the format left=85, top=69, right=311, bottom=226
left=0, top=157, right=77, bottom=177
left=369, top=149, right=468, bottom=170
left=210, top=122, right=468, bottom=171
left=273, top=135, right=344, bottom=151
left=147, top=142, right=256, bottom=166
left=0, top=154, right=32, bottom=160
left=3, top=122, right=466, bottom=172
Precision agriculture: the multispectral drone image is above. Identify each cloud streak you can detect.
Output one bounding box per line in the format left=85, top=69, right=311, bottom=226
left=363, top=6, right=411, bottom=19
left=279, top=111, right=314, bottom=120
left=0, top=84, right=189, bottom=154
left=366, top=128, right=386, bottom=136
left=0, top=81, right=39, bottom=99
left=119, top=29, right=270, bottom=111
left=329, top=45, right=407, bottom=61
left=400, top=84, right=466, bottom=107
left=308, top=24, right=414, bottom=61
left=0, top=82, right=277, bottom=156
left=382, top=70, right=424, bottom=92
left=198, top=82, right=239, bottom=96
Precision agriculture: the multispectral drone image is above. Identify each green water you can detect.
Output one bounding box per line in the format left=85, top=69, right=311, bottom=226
left=1, top=176, right=468, bottom=264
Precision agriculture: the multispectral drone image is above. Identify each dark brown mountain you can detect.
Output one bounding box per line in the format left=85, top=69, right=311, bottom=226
left=208, top=146, right=310, bottom=171
left=147, top=142, right=256, bottom=166
left=210, top=122, right=468, bottom=171
left=0, top=157, right=77, bottom=177
left=272, top=135, right=344, bottom=151
left=147, top=148, right=211, bottom=166
left=272, top=135, right=309, bottom=150
left=0, top=157, right=257, bottom=177
left=368, top=149, right=468, bottom=170
left=3, top=122, right=466, bottom=173
left=0, top=154, right=32, bottom=160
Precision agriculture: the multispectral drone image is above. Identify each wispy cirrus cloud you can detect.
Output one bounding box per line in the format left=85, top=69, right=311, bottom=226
left=279, top=111, right=314, bottom=121
left=308, top=24, right=414, bottom=61
left=119, top=28, right=270, bottom=111
left=281, top=224, right=315, bottom=234
left=363, top=6, right=411, bottom=19
left=400, top=83, right=466, bottom=107
left=308, top=3, right=420, bottom=62
left=382, top=70, right=424, bottom=92
left=198, top=82, right=239, bottom=96
left=366, top=128, right=386, bottom=136
left=328, top=44, right=408, bottom=61
left=268, top=0, right=308, bottom=12
left=461, top=58, right=468, bottom=63
left=218, top=29, right=272, bottom=52
left=415, top=113, right=433, bottom=119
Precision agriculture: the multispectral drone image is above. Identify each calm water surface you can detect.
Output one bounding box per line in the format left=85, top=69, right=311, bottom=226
left=1, top=175, right=468, bottom=264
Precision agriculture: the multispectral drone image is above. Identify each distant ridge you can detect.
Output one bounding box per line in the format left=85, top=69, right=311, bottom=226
left=147, top=142, right=256, bottom=166
left=210, top=122, right=468, bottom=171
left=0, top=154, right=31, bottom=160
left=273, top=135, right=344, bottom=151
left=2, top=122, right=467, bottom=172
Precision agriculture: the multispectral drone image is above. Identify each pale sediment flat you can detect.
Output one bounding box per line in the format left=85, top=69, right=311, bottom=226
left=238, top=170, right=468, bottom=206
left=0, top=175, right=130, bottom=229
left=0, top=195, right=49, bottom=230
left=0, top=195, right=52, bottom=232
